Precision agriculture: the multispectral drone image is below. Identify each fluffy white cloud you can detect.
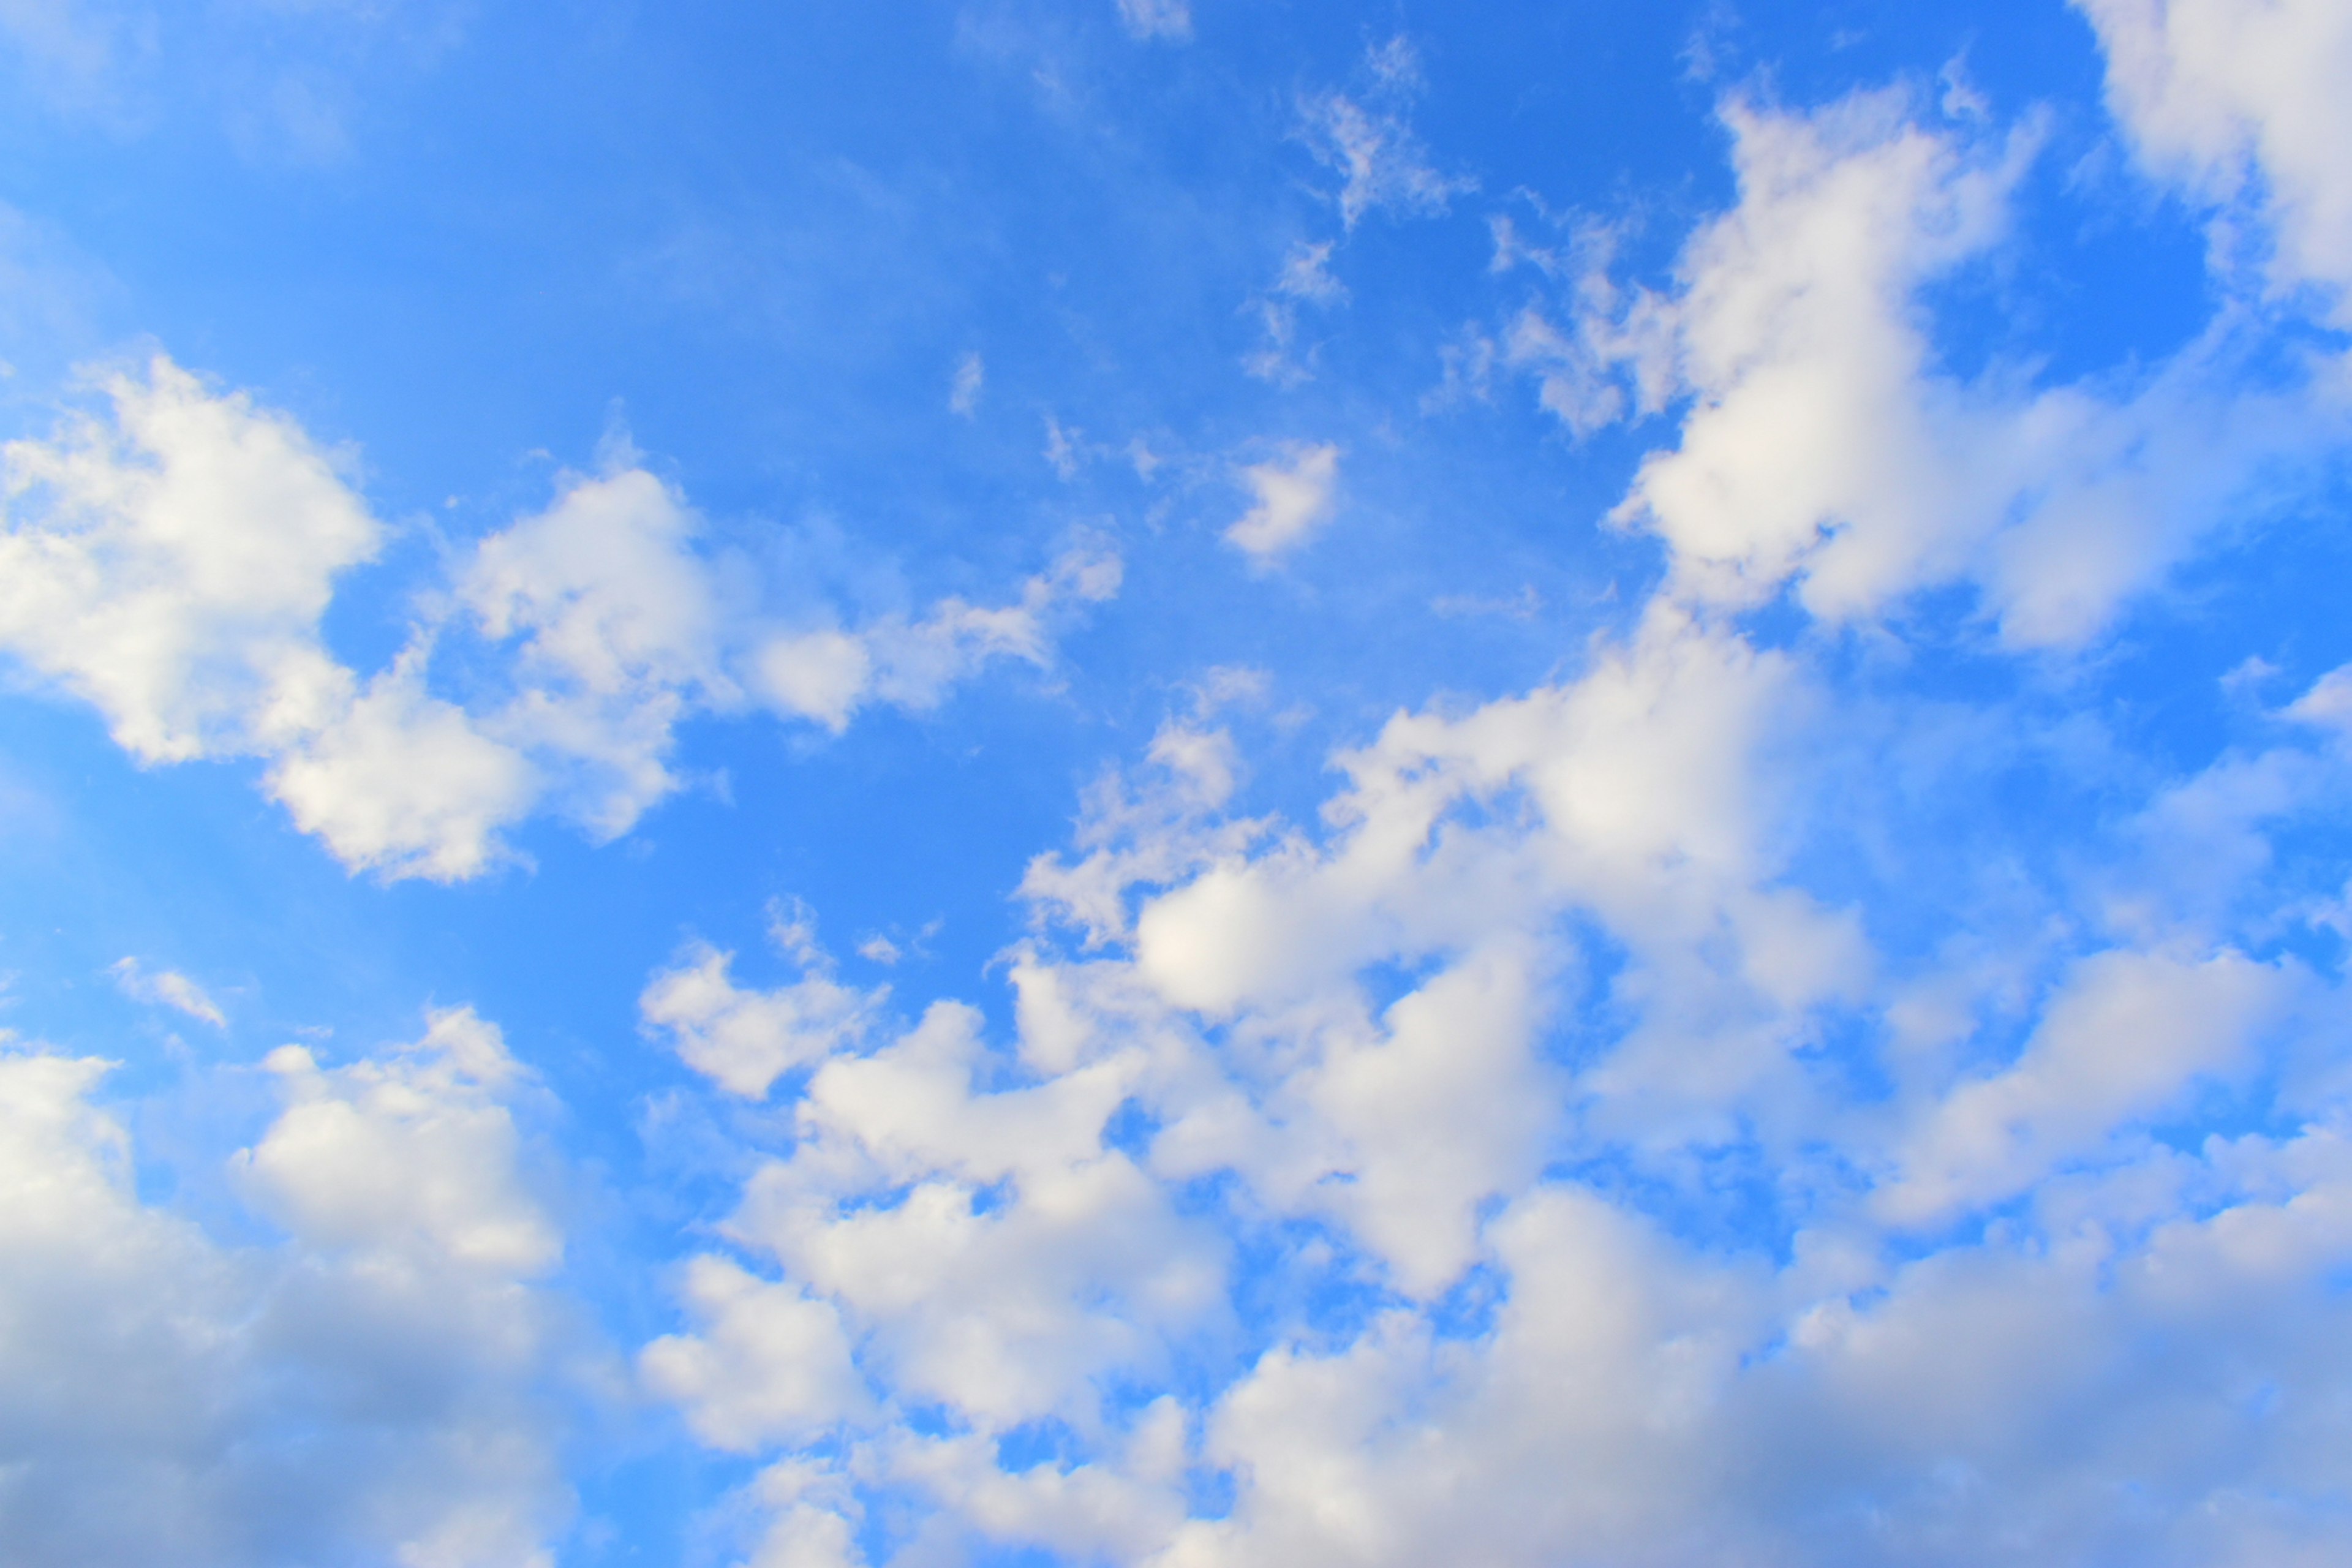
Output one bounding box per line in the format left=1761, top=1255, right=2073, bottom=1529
left=641, top=905, right=884, bottom=1100
left=2079, top=0, right=2352, bottom=323
left=1881, top=948, right=2302, bottom=1225
left=1510, top=92, right=2339, bottom=645
left=459, top=464, right=731, bottom=839
left=0, top=1008, right=569, bottom=1568
left=639, top=1256, right=870, bottom=1451
left=1224, top=443, right=1339, bottom=560
left=0, top=356, right=1124, bottom=881
left=0, top=355, right=382, bottom=764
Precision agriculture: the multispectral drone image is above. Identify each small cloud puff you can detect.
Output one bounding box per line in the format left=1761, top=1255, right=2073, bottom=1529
left=109, top=957, right=226, bottom=1028
left=1225, top=442, right=1340, bottom=560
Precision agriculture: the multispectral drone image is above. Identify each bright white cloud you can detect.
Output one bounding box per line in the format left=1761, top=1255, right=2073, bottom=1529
left=0, top=357, right=1124, bottom=880
left=1881, top=947, right=2302, bottom=1225
left=1224, top=443, right=1339, bottom=559
left=460, top=462, right=730, bottom=839
left=2078, top=0, right=2352, bottom=323
left=641, top=911, right=884, bottom=1101
left=1512, top=91, right=2339, bottom=645
left=639, top=1255, right=871, bottom=1451
left=0, top=355, right=382, bottom=765
left=0, top=1008, right=568, bottom=1568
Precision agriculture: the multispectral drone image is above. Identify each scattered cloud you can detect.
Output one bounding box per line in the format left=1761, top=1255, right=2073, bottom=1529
left=1299, top=40, right=1474, bottom=230
left=0, top=357, right=1125, bottom=880
left=107, top=956, right=225, bottom=1027
left=641, top=907, right=885, bottom=1100
left=949, top=350, right=984, bottom=417
left=1502, top=90, right=2338, bottom=644
left=2077, top=0, right=2352, bottom=323
left=1115, top=0, right=1189, bottom=44
left=627, top=52, right=2352, bottom=1567
left=1224, top=442, right=1340, bottom=560
left=1243, top=241, right=1348, bottom=382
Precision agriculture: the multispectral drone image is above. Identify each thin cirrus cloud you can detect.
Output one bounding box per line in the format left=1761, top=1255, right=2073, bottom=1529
left=108, top=956, right=226, bottom=1027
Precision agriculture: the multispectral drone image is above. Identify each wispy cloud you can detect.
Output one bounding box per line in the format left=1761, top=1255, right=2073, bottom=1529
left=109, top=956, right=226, bottom=1028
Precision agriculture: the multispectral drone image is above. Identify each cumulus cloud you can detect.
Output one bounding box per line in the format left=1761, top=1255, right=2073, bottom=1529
left=0, top=1008, right=570, bottom=1568
left=634, top=62, right=2352, bottom=1568
left=1507, top=91, right=2339, bottom=645
left=2078, top=0, right=2352, bottom=322
left=0, top=356, right=1124, bottom=880
left=1224, top=443, right=1339, bottom=560
left=0, top=355, right=383, bottom=765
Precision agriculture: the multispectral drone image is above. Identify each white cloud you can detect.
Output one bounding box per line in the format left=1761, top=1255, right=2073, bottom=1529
left=1517, top=91, right=2337, bottom=645
left=0, top=356, right=1124, bottom=881
left=262, top=646, right=536, bottom=882
left=459, top=462, right=730, bottom=839
left=671, top=995, right=1229, bottom=1447
left=641, top=923, right=883, bottom=1100
left=0, top=355, right=381, bottom=764
left=1881, top=947, right=2302, bottom=1225
left=949, top=350, right=984, bottom=417
left=639, top=1255, right=870, bottom=1451
left=2078, top=0, right=2352, bottom=323
left=1115, top=0, right=1189, bottom=44
left=108, top=956, right=225, bottom=1027
left=0, top=1008, right=570, bottom=1567
left=1299, top=42, right=1472, bottom=230
left=1224, top=443, right=1339, bottom=560
left=749, top=538, right=1121, bottom=730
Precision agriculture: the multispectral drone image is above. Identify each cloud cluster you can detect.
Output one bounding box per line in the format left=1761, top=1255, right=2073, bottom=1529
left=0, top=357, right=1121, bottom=880
left=631, top=53, right=2352, bottom=1568
left=1501, top=89, right=2341, bottom=644
left=0, top=1009, right=571, bottom=1568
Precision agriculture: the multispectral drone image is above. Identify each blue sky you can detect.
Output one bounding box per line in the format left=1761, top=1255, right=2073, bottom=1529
left=4, top=1, right=2352, bottom=1564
